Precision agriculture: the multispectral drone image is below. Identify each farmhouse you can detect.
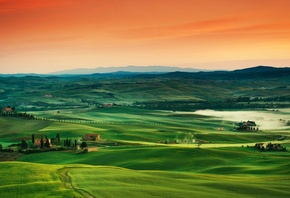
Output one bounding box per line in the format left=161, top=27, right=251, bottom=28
left=103, top=103, right=113, bottom=108
left=254, top=142, right=286, bottom=151
left=83, top=134, right=100, bottom=141
left=235, top=120, right=258, bottom=131
left=34, top=138, right=52, bottom=147
left=0, top=106, right=16, bottom=116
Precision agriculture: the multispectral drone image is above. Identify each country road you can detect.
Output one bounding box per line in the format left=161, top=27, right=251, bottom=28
left=58, top=167, right=95, bottom=198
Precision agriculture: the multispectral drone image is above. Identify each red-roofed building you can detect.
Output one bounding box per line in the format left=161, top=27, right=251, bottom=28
left=83, top=134, right=100, bottom=141
left=34, top=138, right=52, bottom=147
left=1, top=106, right=15, bottom=115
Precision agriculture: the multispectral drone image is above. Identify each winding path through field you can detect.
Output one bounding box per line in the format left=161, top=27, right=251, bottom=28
left=58, top=167, right=95, bottom=198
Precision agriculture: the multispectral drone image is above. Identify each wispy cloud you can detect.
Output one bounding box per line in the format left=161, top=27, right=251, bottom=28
left=114, top=17, right=249, bottom=40
left=27, top=36, right=83, bottom=44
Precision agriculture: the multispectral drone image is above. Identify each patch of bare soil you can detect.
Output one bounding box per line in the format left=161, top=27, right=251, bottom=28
left=0, top=152, right=23, bottom=161
left=87, top=147, right=98, bottom=152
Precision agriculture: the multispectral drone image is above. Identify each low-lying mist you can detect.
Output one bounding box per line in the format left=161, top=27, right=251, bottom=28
left=193, top=109, right=290, bottom=130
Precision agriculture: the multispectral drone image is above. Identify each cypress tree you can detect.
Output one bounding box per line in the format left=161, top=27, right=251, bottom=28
left=21, top=139, right=28, bottom=149
left=66, top=138, right=69, bottom=147
left=44, top=137, right=50, bottom=148
left=68, top=139, right=71, bottom=147
left=56, top=133, right=60, bottom=141
left=40, top=137, right=44, bottom=148
left=80, top=141, right=87, bottom=149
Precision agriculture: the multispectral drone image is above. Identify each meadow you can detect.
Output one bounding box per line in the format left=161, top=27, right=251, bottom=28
left=1, top=106, right=290, bottom=197
left=1, top=69, right=290, bottom=197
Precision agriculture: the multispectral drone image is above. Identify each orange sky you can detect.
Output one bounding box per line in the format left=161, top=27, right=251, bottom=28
left=1, top=0, right=290, bottom=73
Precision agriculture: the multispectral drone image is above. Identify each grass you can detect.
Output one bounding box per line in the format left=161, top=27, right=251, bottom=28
left=68, top=166, right=290, bottom=198
left=0, top=162, right=77, bottom=197
left=1, top=71, right=290, bottom=197
left=18, top=146, right=290, bottom=175
left=2, top=153, right=290, bottom=198
left=1, top=107, right=290, bottom=197
left=3, top=106, right=283, bottom=145
left=2, top=160, right=289, bottom=198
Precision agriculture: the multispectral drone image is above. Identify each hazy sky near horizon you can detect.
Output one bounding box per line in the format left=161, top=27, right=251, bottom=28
left=1, top=0, right=290, bottom=74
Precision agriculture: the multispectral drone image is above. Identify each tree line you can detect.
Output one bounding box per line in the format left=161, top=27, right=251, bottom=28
left=1, top=133, right=88, bottom=154
left=133, top=97, right=290, bottom=110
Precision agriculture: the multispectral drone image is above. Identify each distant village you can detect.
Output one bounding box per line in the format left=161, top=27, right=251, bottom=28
left=0, top=106, right=35, bottom=119
left=234, top=120, right=259, bottom=131
left=0, top=131, right=101, bottom=154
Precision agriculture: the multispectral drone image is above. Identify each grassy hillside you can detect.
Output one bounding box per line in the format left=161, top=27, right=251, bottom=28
left=2, top=161, right=289, bottom=198
left=68, top=166, right=290, bottom=198
left=2, top=107, right=286, bottom=146
left=1, top=70, right=290, bottom=112
left=18, top=146, right=290, bottom=174
left=1, top=74, right=290, bottom=198
left=14, top=145, right=290, bottom=197
left=0, top=162, right=76, bottom=197
left=1, top=107, right=289, bottom=147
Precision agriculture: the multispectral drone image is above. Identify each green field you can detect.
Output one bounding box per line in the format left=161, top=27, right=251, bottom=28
left=1, top=71, right=290, bottom=197
left=1, top=106, right=290, bottom=197
left=2, top=161, right=289, bottom=198
left=0, top=162, right=76, bottom=197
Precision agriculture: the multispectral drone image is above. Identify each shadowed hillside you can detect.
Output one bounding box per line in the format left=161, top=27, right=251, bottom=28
left=1, top=66, right=290, bottom=112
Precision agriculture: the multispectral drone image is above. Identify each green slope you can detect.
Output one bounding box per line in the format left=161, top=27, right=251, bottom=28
left=2, top=161, right=289, bottom=198
left=0, top=162, right=76, bottom=197
left=18, top=146, right=290, bottom=175
left=68, top=166, right=290, bottom=198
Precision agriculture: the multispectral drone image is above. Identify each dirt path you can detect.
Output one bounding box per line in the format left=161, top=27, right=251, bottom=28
left=88, top=147, right=98, bottom=152
left=58, top=167, right=95, bottom=198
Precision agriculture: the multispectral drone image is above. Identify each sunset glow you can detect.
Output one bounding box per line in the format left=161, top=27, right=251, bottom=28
left=1, top=0, right=290, bottom=73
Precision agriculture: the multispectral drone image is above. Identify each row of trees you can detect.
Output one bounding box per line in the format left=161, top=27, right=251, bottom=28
left=18, top=133, right=88, bottom=151
left=0, top=107, right=35, bottom=119
left=133, top=98, right=290, bottom=110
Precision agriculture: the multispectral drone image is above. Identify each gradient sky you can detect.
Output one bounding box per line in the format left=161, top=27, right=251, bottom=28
left=1, top=0, right=290, bottom=74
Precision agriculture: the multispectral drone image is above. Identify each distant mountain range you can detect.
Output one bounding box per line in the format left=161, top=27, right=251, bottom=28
left=49, top=66, right=206, bottom=75
left=157, top=66, right=290, bottom=79
left=0, top=65, right=289, bottom=79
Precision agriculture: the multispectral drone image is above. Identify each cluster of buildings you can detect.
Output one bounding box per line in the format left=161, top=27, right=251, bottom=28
left=0, top=106, right=15, bottom=115
left=254, top=142, right=286, bottom=151
left=235, top=120, right=259, bottom=131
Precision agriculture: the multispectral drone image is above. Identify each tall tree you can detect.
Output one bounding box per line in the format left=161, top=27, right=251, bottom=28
left=66, top=138, right=69, bottom=147
left=56, top=133, right=60, bottom=141
left=80, top=141, right=87, bottom=149
left=40, top=137, right=44, bottom=148
left=44, top=137, right=50, bottom=148
left=32, top=134, right=35, bottom=144
left=21, top=139, right=28, bottom=149
left=68, top=139, right=71, bottom=147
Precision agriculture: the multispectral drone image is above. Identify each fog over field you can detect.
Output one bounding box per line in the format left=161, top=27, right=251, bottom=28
left=193, top=109, right=290, bottom=130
